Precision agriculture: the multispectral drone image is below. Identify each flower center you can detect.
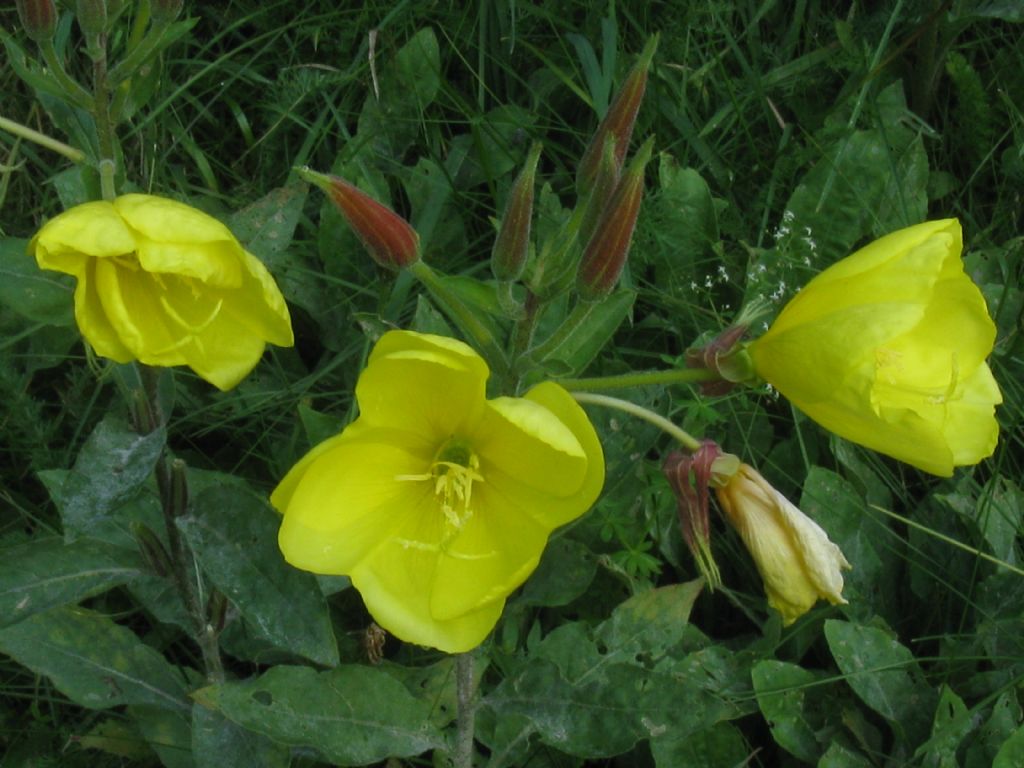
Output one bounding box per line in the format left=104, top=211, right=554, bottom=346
left=430, top=438, right=483, bottom=531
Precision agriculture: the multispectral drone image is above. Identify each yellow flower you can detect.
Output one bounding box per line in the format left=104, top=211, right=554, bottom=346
left=271, top=330, right=605, bottom=653
left=714, top=462, right=851, bottom=625
left=749, top=219, right=1001, bottom=476
left=30, top=194, right=293, bottom=390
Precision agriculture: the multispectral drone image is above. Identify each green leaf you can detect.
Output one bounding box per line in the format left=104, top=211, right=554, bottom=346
left=819, top=741, right=875, bottom=768
left=356, top=27, right=441, bottom=160
left=0, top=606, right=190, bottom=712
left=130, top=705, right=194, bottom=768
left=994, top=721, right=1024, bottom=768
left=594, top=581, right=704, bottom=662
left=192, top=705, right=289, bottom=768
left=751, top=659, right=828, bottom=763
left=800, top=467, right=900, bottom=622
left=517, top=537, right=597, bottom=608
left=825, top=619, right=936, bottom=748
left=194, top=665, right=445, bottom=764
left=228, top=184, right=308, bottom=266
left=650, top=722, right=749, bottom=768
left=0, top=537, right=140, bottom=629
left=913, top=685, right=974, bottom=768
left=40, top=415, right=166, bottom=543
left=528, top=289, right=635, bottom=376
left=176, top=484, right=338, bottom=667
left=782, top=82, right=928, bottom=262
left=0, top=237, right=74, bottom=325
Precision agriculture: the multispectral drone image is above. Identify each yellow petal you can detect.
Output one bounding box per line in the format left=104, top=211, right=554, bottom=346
left=519, top=381, right=606, bottom=526
left=473, top=396, right=587, bottom=498
left=351, top=544, right=506, bottom=654
left=430, top=487, right=550, bottom=620
left=356, top=335, right=488, bottom=437
left=32, top=201, right=135, bottom=275
left=225, top=249, right=294, bottom=347
left=277, top=433, right=434, bottom=575
left=73, top=259, right=133, bottom=362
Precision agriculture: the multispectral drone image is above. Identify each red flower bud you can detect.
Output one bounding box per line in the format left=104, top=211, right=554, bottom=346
left=663, top=441, right=727, bottom=590
left=15, top=0, right=57, bottom=42
left=298, top=167, right=420, bottom=270
left=491, top=142, right=542, bottom=282
left=575, top=137, right=653, bottom=301
left=576, top=35, right=658, bottom=195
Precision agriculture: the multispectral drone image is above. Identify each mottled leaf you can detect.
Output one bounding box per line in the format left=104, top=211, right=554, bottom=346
left=192, top=704, right=289, bottom=768
left=825, top=619, right=936, bottom=748
left=0, top=606, right=189, bottom=712
left=177, top=484, right=338, bottom=667
left=0, top=536, right=140, bottom=628
left=193, top=665, right=445, bottom=764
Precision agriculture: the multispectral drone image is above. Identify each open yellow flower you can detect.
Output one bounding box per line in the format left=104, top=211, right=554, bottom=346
left=715, top=462, right=851, bottom=625
left=271, top=330, right=605, bottom=653
left=30, top=194, right=293, bottom=390
left=749, top=219, right=1001, bottom=476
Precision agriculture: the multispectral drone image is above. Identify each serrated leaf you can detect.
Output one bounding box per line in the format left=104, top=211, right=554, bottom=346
left=192, top=705, right=289, bottom=768
left=0, top=606, right=190, bottom=712
left=0, top=536, right=140, bottom=629
left=825, top=619, right=936, bottom=748
left=0, top=237, right=74, bottom=325
left=194, top=665, right=444, bottom=764
left=176, top=484, right=338, bottom=667
left=41, top=415, right=166, bottom=543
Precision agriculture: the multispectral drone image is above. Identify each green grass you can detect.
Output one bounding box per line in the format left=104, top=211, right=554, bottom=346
left=1, top=1, right=1022, bottom=766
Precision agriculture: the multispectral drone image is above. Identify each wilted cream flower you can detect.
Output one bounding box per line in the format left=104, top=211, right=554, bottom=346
left=714, top=462, right=851, bottom=625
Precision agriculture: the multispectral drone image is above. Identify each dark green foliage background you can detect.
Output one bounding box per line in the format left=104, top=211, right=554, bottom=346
left=1, top=1, right=1022, bottom=766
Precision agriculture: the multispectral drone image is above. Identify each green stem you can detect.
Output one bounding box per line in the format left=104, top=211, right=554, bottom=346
left=409, top=261, right=511, bottom=385
left=570, top=391, right=702, bottom=452
left=91, top=35, right=118, bottom=201
left=138, top=366, right=224, bottom=683
left=557, top=367, right=720, bottom=391
left=38, top=40, right=93, bottom=110
left=0, top=115, right=86, bottom=163
left=454, top=653, right=477, bottom=768
left=509, top=289, right=541, bottom=362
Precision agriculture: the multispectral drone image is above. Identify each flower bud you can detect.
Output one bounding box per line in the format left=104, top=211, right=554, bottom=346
left=76, top=0, right=107, bottom=44
left=132, top=522, right=171, bottom=579
left=576, top=135, right=620, bottom=248
left=663, top=442, right=724, bottom=590
left=491, top=142, right=542, bottom=282
left=151, top=0, right=184, bottom=24
left=15, top=0, right=57, bottom=42
left=714, top=461, right=851, bottom=625
left=575, top=136, right=653, bottom=301
left=297, top=167, right=420, bottom=270
left=576, top=34, right=658, bottom=195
